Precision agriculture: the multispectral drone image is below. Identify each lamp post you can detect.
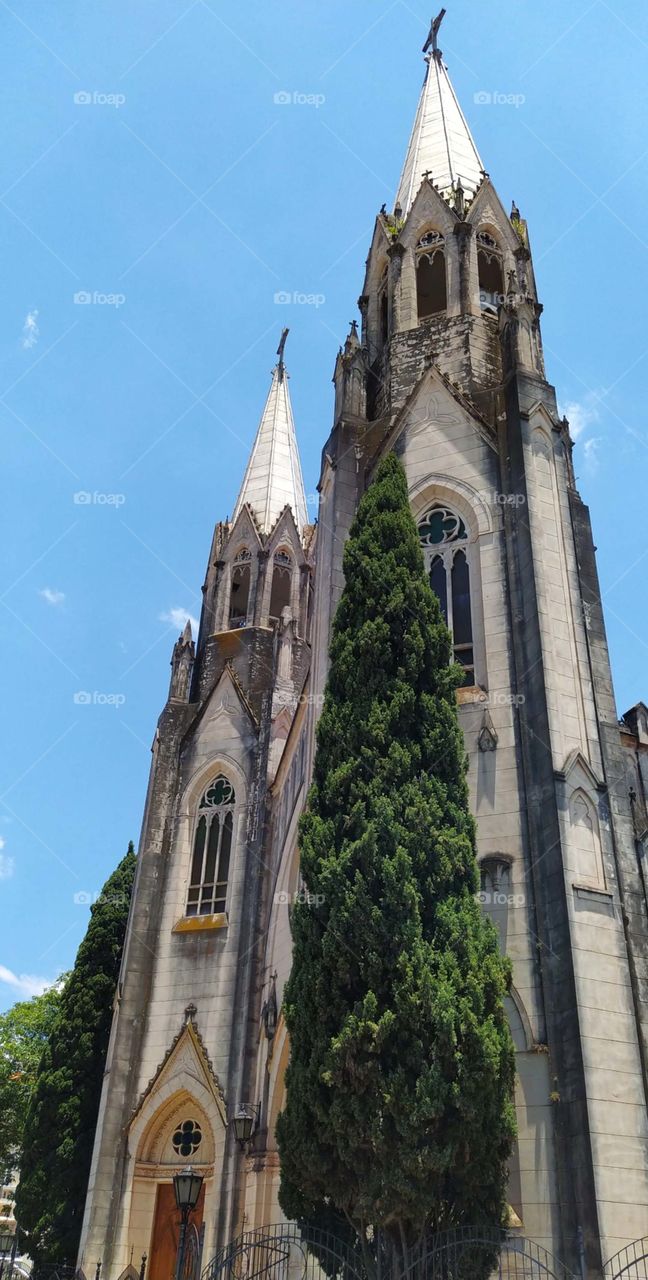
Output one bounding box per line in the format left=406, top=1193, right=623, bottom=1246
left=232, top=1103, right=260, bottom=1151
left=172, top=1167, right=203, bottom=1280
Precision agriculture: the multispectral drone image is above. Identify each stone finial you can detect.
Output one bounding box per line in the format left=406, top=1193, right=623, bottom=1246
left=478, top=710, right=498, bottom=753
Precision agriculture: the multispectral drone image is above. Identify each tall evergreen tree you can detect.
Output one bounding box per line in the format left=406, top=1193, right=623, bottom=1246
left=0, top=983, right=64, bottom=1183
left=277, top=453, right=515, bottom=1247
left=16, top=844, right=136, bottom=1265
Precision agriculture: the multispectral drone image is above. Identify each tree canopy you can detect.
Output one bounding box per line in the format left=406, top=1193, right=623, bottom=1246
left=277, top=452, right=515, bottom=1248
left=15, top=843, right=136, bottom=1264
left=0, top=983, right=64, bottom=1184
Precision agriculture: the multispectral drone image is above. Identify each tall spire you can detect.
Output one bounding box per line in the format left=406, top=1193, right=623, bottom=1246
left=395, top=11, right=484, bottom=215
left=232, top=330, right=308, bottom=536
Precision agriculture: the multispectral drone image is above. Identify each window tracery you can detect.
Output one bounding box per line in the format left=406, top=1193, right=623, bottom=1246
left=418, top=504, right=475, bottom=684
left=186, top=774, right=235, bottom=917
left=416, top=231, right=447, bottom=318
left=477, top=231, right=505, bottom=313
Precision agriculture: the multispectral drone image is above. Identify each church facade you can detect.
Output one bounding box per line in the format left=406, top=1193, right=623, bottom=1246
left=78, top=20, right=648, bottom=1280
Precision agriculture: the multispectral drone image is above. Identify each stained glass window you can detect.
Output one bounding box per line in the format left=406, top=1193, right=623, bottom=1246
left=172, top=1119, right=202, bottom=1157
left=418, top=506, right=475, bottom=686
left=186, top=775, right=235, bottom=917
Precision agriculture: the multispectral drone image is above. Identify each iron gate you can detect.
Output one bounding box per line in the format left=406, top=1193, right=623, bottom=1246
left=202, top=1224, right=574, bottom=1280
left=604, top=1240, right=648, bottom=1280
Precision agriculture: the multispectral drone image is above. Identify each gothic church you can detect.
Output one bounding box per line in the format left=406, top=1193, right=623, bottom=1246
left=78, top=17, right=648, bottom=1280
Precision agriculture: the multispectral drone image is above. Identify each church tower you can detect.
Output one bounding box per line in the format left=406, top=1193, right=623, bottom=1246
left=79, top=18, right=648, bottom=1280
left=78, top=333, right=314, bottom=1276
left=308, top=15, right=648, bottom=1276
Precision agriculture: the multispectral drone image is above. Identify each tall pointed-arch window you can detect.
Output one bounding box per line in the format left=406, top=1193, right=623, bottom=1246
left=229, top=549, right=251, bottom=628
left=269, top=549, right=293, bottom=624
left=416, top=231, right=447, bottom=319
left=418, top=506, right=474, bottom=685
left=187, top=774, right=235, bottom=917
left=477, top=231, right=504, bottom=313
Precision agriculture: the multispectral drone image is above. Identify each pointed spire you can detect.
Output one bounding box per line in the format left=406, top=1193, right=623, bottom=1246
left=181, top=618, right=192, bottom=644
left=395, top=14, right=484, bottom=215
left=232, top=332, right=308, bottom=536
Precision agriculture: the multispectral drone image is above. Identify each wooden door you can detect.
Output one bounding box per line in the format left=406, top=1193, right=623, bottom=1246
left=148, top=1182, right=206, bottom=1280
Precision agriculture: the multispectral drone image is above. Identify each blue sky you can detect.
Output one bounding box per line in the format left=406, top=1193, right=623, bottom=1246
left=1, top=0, right=647, bottom=1010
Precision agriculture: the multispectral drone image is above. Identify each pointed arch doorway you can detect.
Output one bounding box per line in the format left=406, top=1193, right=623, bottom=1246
left=148, top=1181, right=206, bottom=1280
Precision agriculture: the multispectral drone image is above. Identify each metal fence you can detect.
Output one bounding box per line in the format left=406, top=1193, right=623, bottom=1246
left=201, top=1223, right=574, bottom=1280
left=605, top=1240, right=648, bottom=1280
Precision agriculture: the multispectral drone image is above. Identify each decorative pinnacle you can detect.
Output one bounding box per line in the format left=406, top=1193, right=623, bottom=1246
left=277, top=327, right=289, bottom=379
left=423, top=8, right=446, bottom=58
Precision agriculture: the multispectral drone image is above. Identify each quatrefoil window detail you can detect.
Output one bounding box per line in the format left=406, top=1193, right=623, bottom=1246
left=172, top=1119, right=202, bottom=1157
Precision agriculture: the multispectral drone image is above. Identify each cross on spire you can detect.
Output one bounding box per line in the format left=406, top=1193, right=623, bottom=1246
left=423, top=8, right=446, bottom=57
left=277, top=327, right=289, bottom=378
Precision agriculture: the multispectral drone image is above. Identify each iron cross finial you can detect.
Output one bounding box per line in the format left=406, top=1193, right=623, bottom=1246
left=277, top=327, right=289, bottom=366
left=423, top=9, right=446, bottom=56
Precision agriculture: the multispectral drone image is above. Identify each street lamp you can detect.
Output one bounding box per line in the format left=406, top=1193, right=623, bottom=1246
left=172, top=1167, right=203, bottom=1280
left=232, top=1103, right=260, bottom=1150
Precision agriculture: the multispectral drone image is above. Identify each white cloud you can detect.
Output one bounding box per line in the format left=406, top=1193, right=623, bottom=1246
left=0, top=965, right=52, bottom=998
left=39, top=587, right=65, bottom=607
left=560, top=392, right=603, bottom=441
left=0, top=840, right=14, bottom=881
left=21, top=309, right=39, bottom=350
left=159, top=607, right=199, bottom=635
left=582, top=437, right=602, bottom=474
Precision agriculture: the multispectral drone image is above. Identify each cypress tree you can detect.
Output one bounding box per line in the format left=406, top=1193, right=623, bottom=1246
left=277, top=453, right=515, bottom=1248
left=16, top=843, right=136, bottom=1265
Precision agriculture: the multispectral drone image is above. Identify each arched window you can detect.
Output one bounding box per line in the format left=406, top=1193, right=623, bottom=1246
left=570, top=790, right=605, bottom=886
left=229, top=549, right=251, bottom=628
left=187, top=774, right=235, bottom=917
left=416, top=231, right=447, bottom=319
left=418, top=505, right=474, bottom=685
left=269, top=549, right=292, bottom=624
left=477, top=231, right=504, bottom=313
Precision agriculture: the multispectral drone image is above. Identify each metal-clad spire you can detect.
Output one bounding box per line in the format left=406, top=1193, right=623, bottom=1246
left=232, top=331, right=308, bottom=536
left=395, top=14, right=484, bottom=215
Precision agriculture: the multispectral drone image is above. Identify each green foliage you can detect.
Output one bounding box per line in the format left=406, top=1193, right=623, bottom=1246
left=0, top=983, right=65, bottom=1183
left=277, top=453, right=515, bottom=1246
left=15, top=844, right=136, bottom=1265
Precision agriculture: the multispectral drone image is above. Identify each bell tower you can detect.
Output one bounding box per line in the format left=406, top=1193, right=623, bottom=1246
left=310, top=13, right=648, bottom=1276
left=78, top=333, right=313, bottom=1278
